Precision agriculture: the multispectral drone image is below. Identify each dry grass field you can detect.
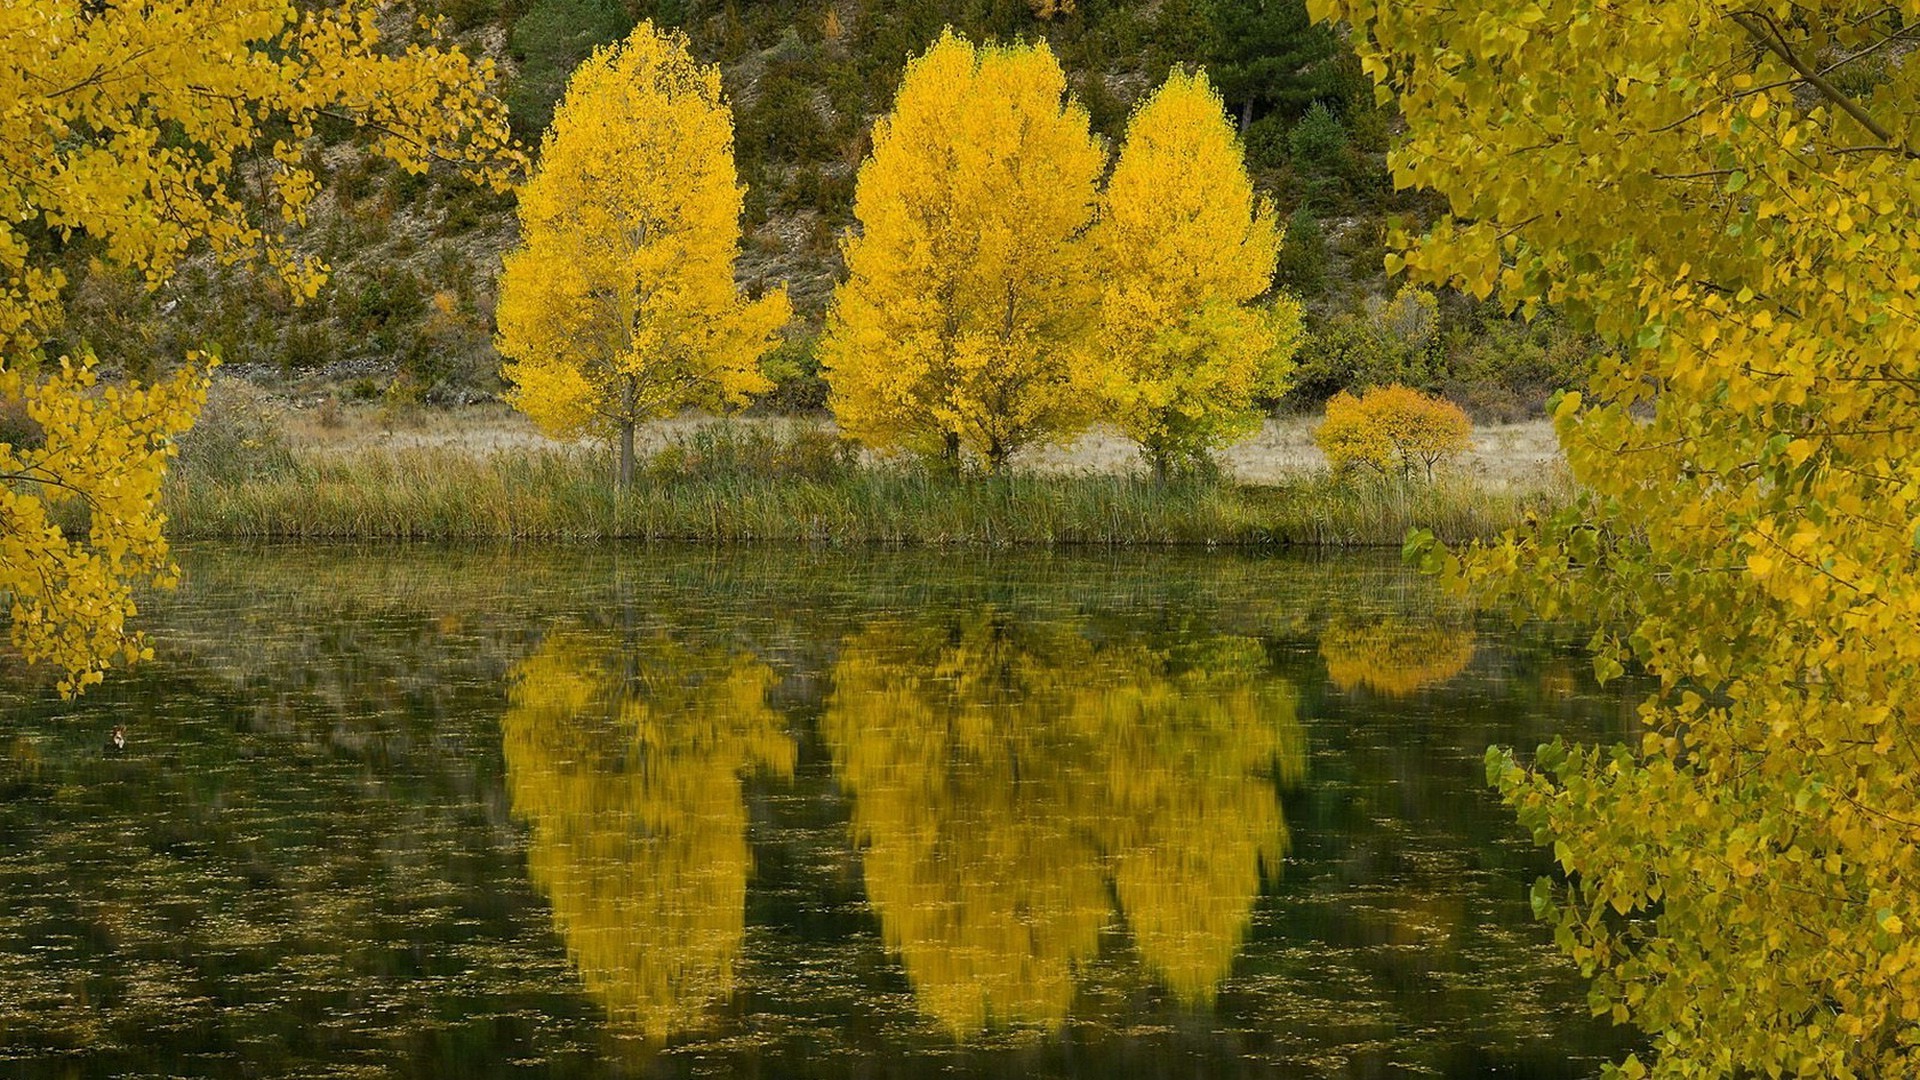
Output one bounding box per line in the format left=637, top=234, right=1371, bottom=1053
left=279, top=400, right=1567, bottom=488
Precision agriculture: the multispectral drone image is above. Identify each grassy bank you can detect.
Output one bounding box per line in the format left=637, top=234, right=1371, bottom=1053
left=161, top=441, right=1566, bottom=547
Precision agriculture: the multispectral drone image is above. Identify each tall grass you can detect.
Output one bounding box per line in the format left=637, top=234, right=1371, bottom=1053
left=163, top=434, right=1565, bottom=547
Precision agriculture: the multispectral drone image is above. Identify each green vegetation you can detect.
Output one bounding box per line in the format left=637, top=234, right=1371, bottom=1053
left=161, top=434, right=1560, bottom=547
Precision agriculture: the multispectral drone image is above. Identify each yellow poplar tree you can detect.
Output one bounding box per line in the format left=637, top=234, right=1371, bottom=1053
left=822, top=31, right=1105, bottom=473
left=0, top=0, right=516, bottom=695
left=1097, top=69, right=1302, bottom=481
left=495, top=22, right=789, bottom=488
left=1317, top=0, right=1920, bottom=1073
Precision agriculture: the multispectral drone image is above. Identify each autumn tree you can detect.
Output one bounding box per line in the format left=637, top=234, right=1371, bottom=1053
left=0, top=1, right=516, bottom=695
left=1315, top=385, right=1471, bottom=481
left=1319, top=0, right=1920, bottom=1073
left=496, top=22, right=789, bottom=489
left=822, top=31, right=1105, bottom=473
left=1097, top=69, right=1302, bottom=481
left=501, top=627, right=794, bottom=1042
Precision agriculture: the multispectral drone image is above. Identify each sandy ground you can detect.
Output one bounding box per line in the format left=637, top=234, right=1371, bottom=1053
left=280, top=400, right=1567, bottom=488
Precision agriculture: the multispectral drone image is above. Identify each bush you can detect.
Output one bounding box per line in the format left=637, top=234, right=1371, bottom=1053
left=174, top=380, right=294, bottom=483
left=1440, top=309, right=1597, bottom=422
left=1274, top=205, right=1327, bottom=296
left=1289, top=285, right=1444, bottom=405
left=1242, top=113, right=1290, bottom=173
left=756, top=335, right=828, bottom=413
left=644, top=422, right=859, bottom=483
left=1315, top=384, right=1472, bottom=481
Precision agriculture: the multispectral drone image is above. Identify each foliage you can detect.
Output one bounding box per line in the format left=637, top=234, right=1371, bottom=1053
left=643, top=421, right=860, bottom=484
left=1095, top=70, right=1302, bottom=480
left=1207, top=0, right=1348, bottom=128
left=755, top=334, right=830, bottom=413
left=1316, top=384, right=1471, bottom=481
left=1290, top=285, right=1440, bottom=405
left=822, top=613, right=1301, bottom=1030
left=0, top=0, right=515, bottom=695
left=1273, top=206, right=1329, bottom=296
left=496, top=22, right=790, bottom=488
left=503, top=0, right=636, bottom=142
left=822, top=31, right=1105, bottom=473
left=1325, top=0, right=1920, bottom=1073
left=502, top=627, right=794, bottom=1041
left=172, top=380, right=296, bottom=486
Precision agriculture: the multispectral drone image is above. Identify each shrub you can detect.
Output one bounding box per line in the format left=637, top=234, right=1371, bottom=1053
left=1315, top=384, right=1472, bottom=481
left=174, top=380, right=294, bottom=483
left=643, top=422, right=859, bottom=483
left=756, top=334, right=828, bottom=413
left=1273, top=205, right=1327, bottom=296
left=1242, top=113, right=1290, bottom=173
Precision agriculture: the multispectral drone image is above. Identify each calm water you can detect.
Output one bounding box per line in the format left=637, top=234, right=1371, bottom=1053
left=0, top=545, right=1641, bottom=1078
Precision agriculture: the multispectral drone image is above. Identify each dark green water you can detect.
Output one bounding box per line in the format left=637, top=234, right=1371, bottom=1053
left=0, top=545, right=1640, bottom=1078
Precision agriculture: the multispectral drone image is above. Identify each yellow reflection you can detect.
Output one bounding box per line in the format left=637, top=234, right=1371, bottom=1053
left=1320, top=615, right=1476, bottom=696
left=501, top=628, right=795, bottom=1042
left=824, top=616, right=1301, bottom=1034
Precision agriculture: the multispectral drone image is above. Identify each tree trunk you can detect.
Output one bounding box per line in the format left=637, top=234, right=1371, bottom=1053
left=617, top=378, right=636, bottom=491
left=942, top=430, right=961, bottom=474
left=986, top=435, right=1008, bottom=476
left=1240, top=99, right=1254, bottom=132
left=618, top=419, right=635, bottom=491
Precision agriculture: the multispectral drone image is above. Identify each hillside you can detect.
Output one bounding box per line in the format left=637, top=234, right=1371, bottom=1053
left=47, top=0, right=1584, bottom=420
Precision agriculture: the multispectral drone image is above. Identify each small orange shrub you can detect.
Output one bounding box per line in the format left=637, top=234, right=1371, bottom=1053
left=1314, top=384, right=1472, bottom=480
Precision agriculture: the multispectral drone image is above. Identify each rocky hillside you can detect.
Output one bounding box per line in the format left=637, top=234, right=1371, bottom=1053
left=51, top=0, right=1583, bottom=418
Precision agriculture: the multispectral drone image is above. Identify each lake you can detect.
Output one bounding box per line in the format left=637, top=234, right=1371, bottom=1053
left=0, top=544, right=1641, bottom=1077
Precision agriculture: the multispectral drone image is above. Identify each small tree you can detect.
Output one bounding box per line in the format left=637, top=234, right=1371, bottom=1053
left=1315, top=384, right=1471, bottom=481
left=1097, top=69, right=1304, bottom=482
left=822, top=31, right=1105, bottom=474
left=496, top=23, right=789, bottom=489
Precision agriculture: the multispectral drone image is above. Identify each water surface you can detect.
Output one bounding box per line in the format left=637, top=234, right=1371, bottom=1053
left=0, top=545, right=1640, bottom=1077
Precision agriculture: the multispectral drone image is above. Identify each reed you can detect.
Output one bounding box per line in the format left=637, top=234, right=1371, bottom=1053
left=162, top=438, right=1566, bottom=547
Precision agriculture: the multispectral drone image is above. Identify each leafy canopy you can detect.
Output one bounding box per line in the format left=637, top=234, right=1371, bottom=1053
left=1317, top=0, right=1920, bottom=1073
left=822, top=30, right=1105, bottom=473
left=496, top=21, right=789, bottom=487
left=0, top=0, right=515, bottom=695
left=1315, top=384, right=1471, bottom=481
left=1096, top=69, right=1302, bottom=480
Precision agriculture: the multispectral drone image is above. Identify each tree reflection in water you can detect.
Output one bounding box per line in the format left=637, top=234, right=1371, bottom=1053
left=823, top=614, right=1303, bottom=1033
left=1320, top=615, right=1477, bottom=697
left=501, top=627, right=794, bottom=1042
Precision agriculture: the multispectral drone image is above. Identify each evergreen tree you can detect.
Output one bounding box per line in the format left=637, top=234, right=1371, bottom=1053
left=1209, top=0, right=1345, bottom=129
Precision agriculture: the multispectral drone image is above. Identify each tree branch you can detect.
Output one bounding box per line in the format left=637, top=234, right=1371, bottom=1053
left=1730, top=9, right=1920, bottom=160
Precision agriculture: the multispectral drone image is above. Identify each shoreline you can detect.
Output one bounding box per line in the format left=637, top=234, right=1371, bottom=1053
left=161, top=442, right=1567, bottom=548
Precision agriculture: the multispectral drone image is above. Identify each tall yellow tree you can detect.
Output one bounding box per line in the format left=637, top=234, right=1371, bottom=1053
left=0, top=0, right=516, bottom=695
left=822, top=31, right=1106, bottom=473
left=1096, top=70, right=1302, bottom=481
left=495, top=22, right=789, bottom=489
left=1318, top=0, right=1920, bottom=1074
left=501, top=627, right=794, bottom=1042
